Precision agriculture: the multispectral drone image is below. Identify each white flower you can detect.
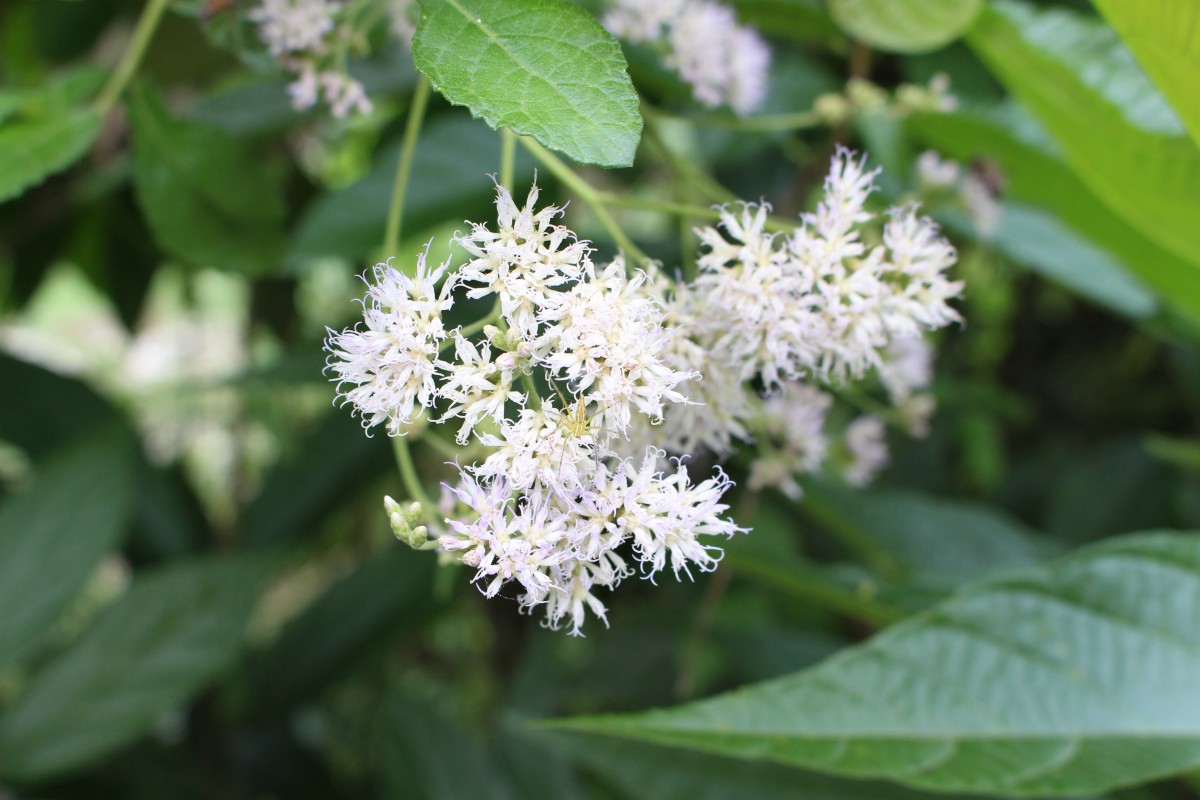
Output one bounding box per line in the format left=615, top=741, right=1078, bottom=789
left=473, top=401, right=598, bottom=497
left=666, top=1, right=771, bottom=115
left=602, top=0, right=685, bottom=42
left=286, top=61, right=321, bottom=110
left=604, top=0, right=770, bottom=115
left=842, top=415, right=889, bottom=487
left=748, top=383, right=832, bottom=499
left=456, top=184, right=591, bottom=340
left=879, top=335, right=933, bottom=404
left=249, top=0, right=340, bottom=57
left=319, top=71, right=372, bottom=118
left=324, top=251, right=455, bottom=436
left=617, top=451, right=742, bottom=579
left=437, top=334, right=522, bottom=444
left=538, top=261, right=694, bottom=437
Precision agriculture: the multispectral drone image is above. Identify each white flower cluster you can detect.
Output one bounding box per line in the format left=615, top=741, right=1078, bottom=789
left=651, top=148, right=961, bottom=498
left=603, top=0, right=770, bottom=115
left=247, top=0, right=372, bottom=118
left=327, top=151, right=963, bottom=632
left=326, top=186, right=743, bottom=635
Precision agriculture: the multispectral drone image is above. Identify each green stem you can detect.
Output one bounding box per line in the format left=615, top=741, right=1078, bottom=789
left=518, top=136, right=650, bottom=265
left=438, top=301, right=501, bottom=353
left=799, top=491, right=905, bottom=578
left=727, top=553, right=903, bottom=627
left=499, top=127, right=516, bottom=192
left=92, top=0, right=170, bottom=115
left=392, top=436, right=434, bottom=509
left=596, top=193, right=796, bottom=235
left=383, top=75, right=432, bottom=256
left=692, top=110, right=823, bottom=133
left=520, top=371, right=543, bottom=409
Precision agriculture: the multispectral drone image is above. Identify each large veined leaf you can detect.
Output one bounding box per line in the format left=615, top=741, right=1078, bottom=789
left=967, top=1, right=1200, bottom=306
left=0, top=109, right=99, bottom=202
left=553, top=532, right=1200, bottom=796
left=908, top=106, right=1192, bottom=321
left=412, top=0, right=641, bottom=167
left=1091, top=0, right=1200, bottom=150
left=127, top=84, right=285, bottom=275
left=828, top=0, right=983, bottom=53
left=0, top=431, right=134, bottom=673
left=0, top=556, right=270, bottom=781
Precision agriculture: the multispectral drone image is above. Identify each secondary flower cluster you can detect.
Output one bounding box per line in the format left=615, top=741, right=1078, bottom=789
left=246, top=0, right=413, bottom=117
left=635, top=148, right=962, bottom=498
left=603, top=0, right=771, bottom=115
left=326, top=150, right=962, bottom=633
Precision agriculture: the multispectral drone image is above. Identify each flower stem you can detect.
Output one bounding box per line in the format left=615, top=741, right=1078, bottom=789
left=596, top=192, right=795, bottom=235
left=92, top=0, right=170, bottom=115
left=392, top=435, right=434, bottom=509
left=518, top=136, right=650, bottom=265
left=499, top=127, right=516, bottom=192
left=383, top=75, right=432, bottom=256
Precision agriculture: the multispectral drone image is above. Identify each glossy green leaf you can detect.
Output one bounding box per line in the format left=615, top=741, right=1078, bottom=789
left=554, top=532, right=1200, bottom=796
left=908, top=106, right=1194, bottom=321
left=0, top=109, right=99, bottom=202
left=412, top=0, right=641, bottom=167
left=1092, top=0, right=1200, bottom=150
left=967, top=1, right=1200, bottom=308
left=986, top=203, right=1158, bottom=318
left=127, top=84, right=284, bottom=275
left=828, top=0, right=983, bottom=53
left=0, top=556, right=269, bottom=781
left=0, top=431, right=135, bottom=673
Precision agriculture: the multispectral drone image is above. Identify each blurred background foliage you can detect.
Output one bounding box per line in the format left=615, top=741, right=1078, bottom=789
left=2, top=0, right=1200, bottom=798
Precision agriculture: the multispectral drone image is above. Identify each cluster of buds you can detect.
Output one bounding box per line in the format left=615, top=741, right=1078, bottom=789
left=814, top=74, right=957, bottom=126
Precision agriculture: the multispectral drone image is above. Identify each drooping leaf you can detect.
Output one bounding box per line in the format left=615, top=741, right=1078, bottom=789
left=412, top=0, right=642, bottom=167
left=0, top=556, right=270, bottom=782
left=0, top=430, right=135, bottom=673
left=0, top=109, right=99, bottom=202
left=127, top=84, right=285, bottom=275
left=1091, top=0, right=1200, bottom=150
left=967, top=1, right=1200, bottom=311
left=828, top=0, right=983, bottom=53
left=554, top=532, right=1200, bottom=796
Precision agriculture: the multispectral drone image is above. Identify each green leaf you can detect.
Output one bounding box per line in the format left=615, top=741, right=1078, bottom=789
left=127, top=84, right=285, bottom=275
left=908, top=106, right=1195, bottom=322
left=552, top=731, right=930, bottom=800
left=238, top=549, right=435, bottom=720
left=0, top=109, right=99, bottom=202
left=1091, top=0, right=1200, bottom=150
left=0, top=556, right=269, bottom=782
left=827, top=0, right=983, bottom=53
left=554, top=532, right=1200, bottom=796
left=412, top=0, right=642, bottom=167
left=0, top=431, right=135, bottom=673
left=967, top=1, right=1200, bottom=313
left=731, top=0, right=842, bottom=44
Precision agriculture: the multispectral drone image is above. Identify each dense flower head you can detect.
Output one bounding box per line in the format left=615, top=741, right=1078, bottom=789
left=604, top=0, right=771, bottom=115
left=330, top=151, right=963, bottom=634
